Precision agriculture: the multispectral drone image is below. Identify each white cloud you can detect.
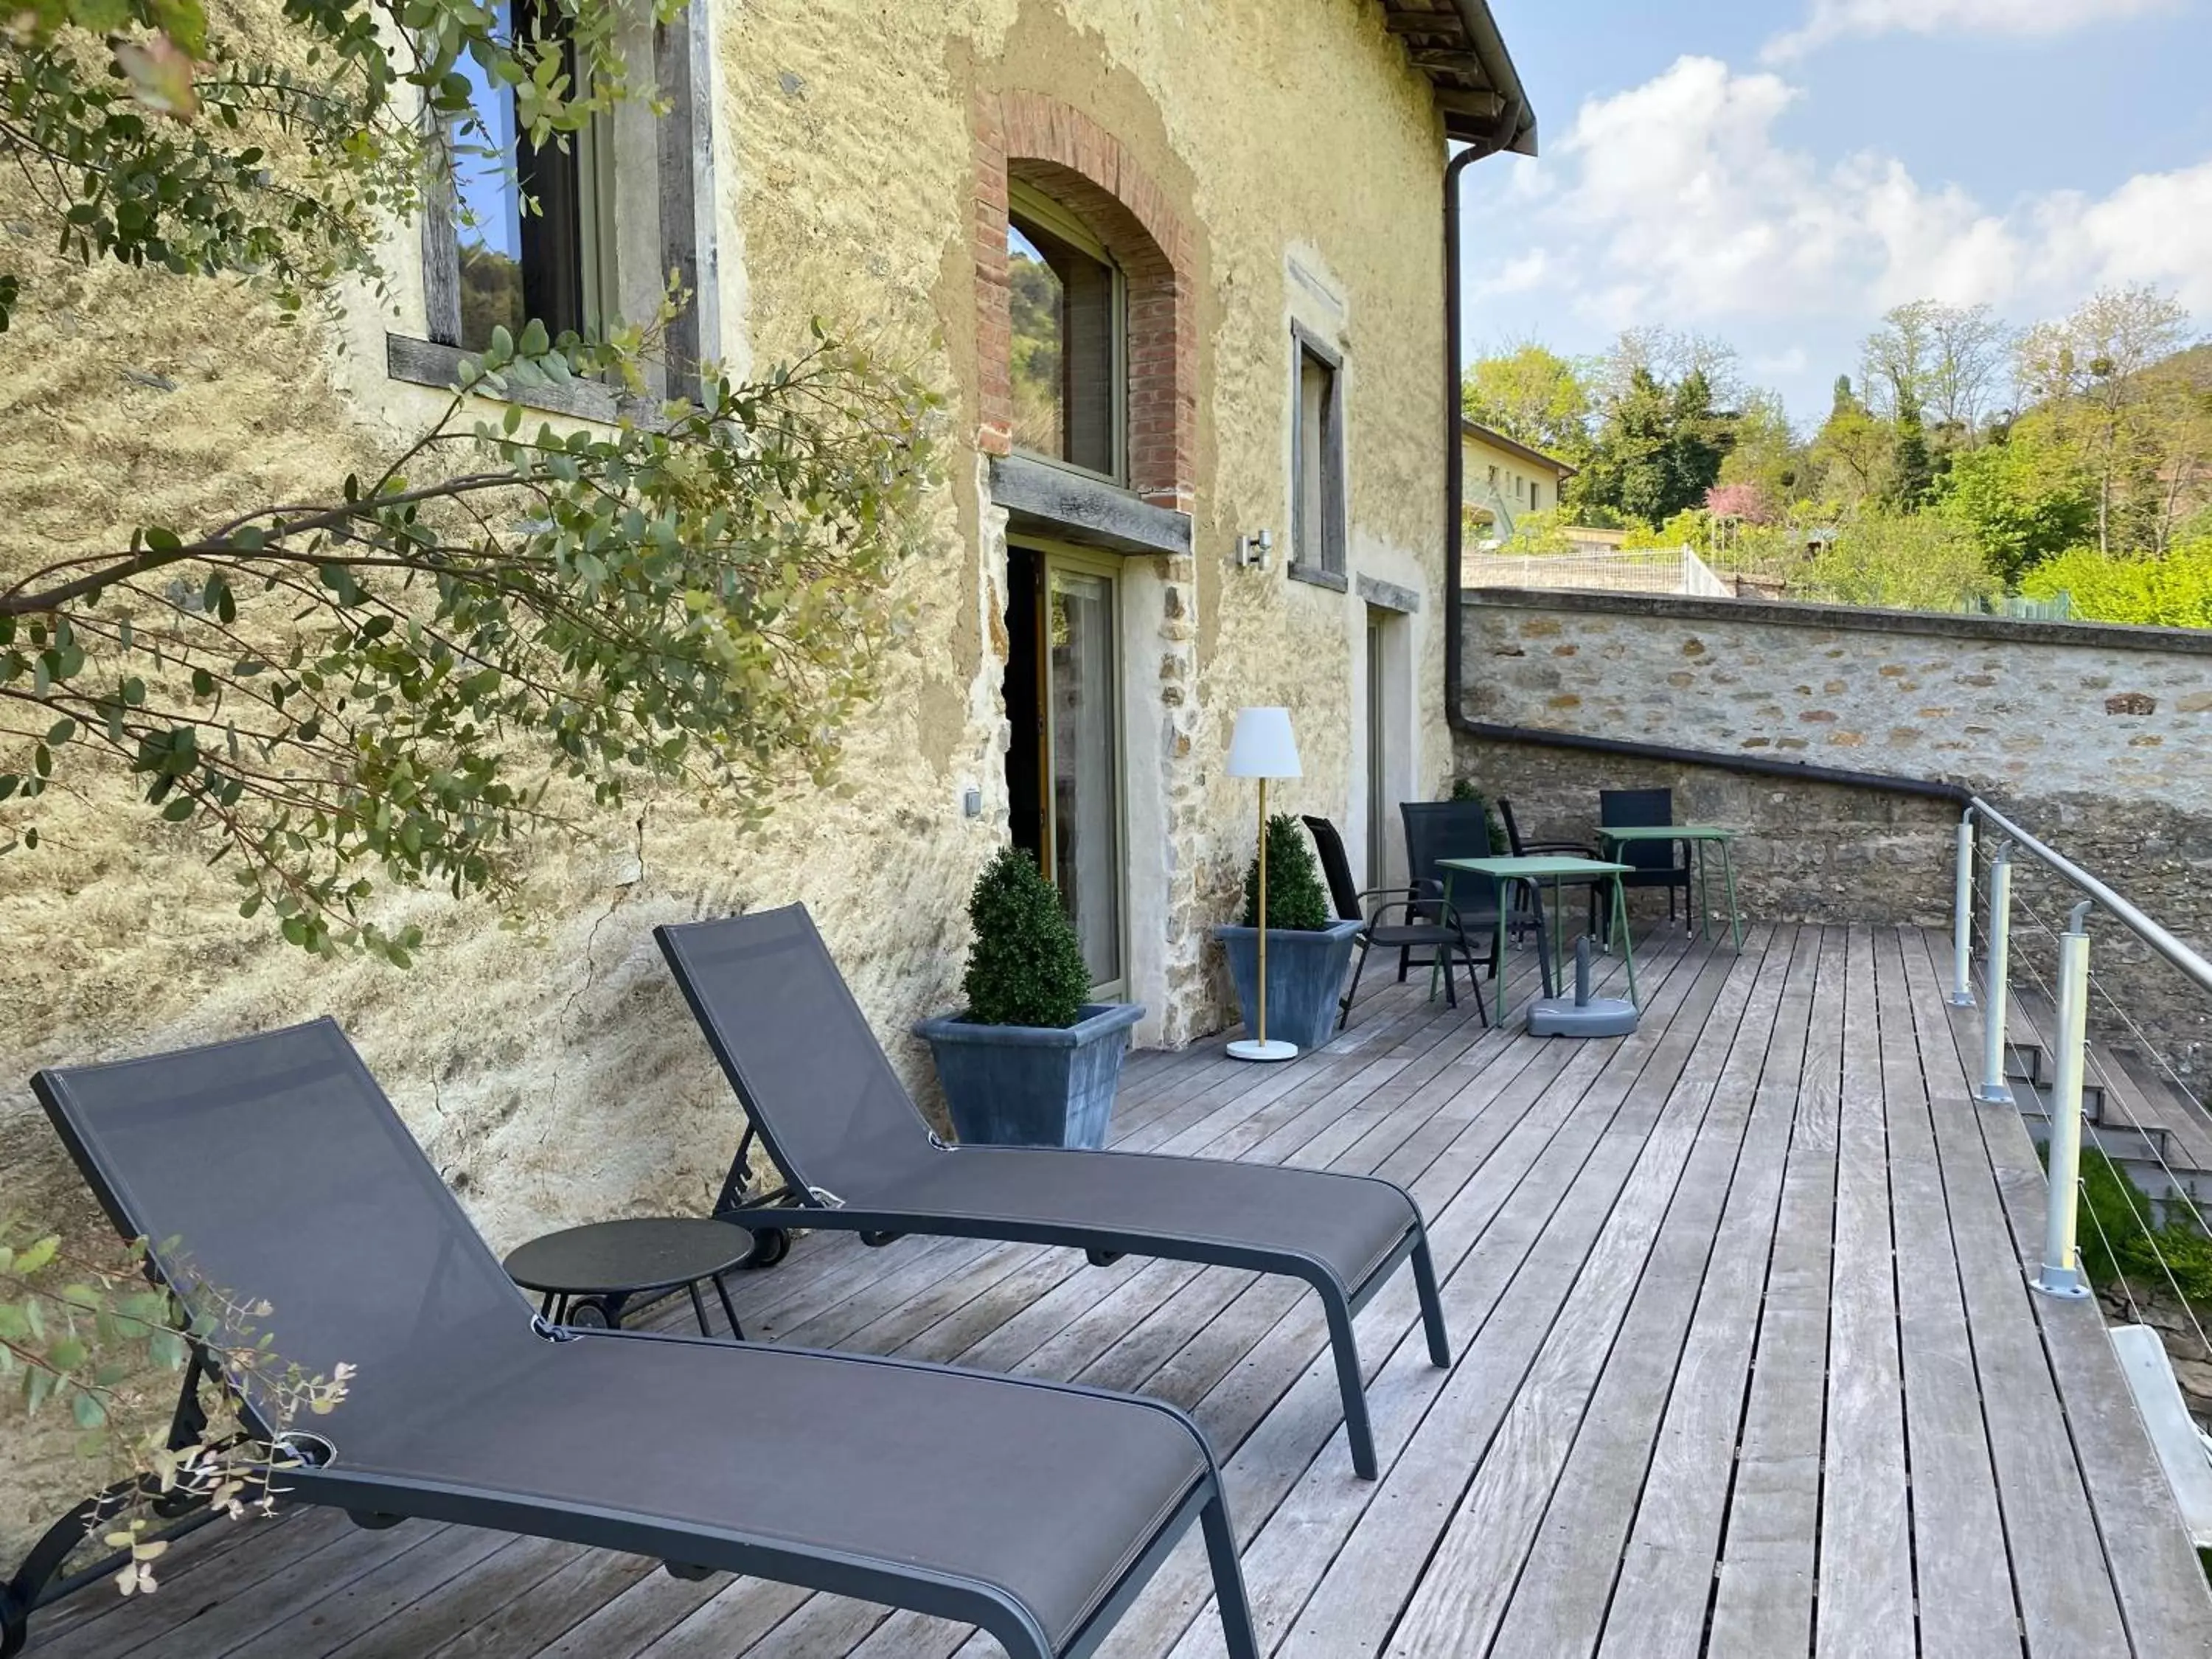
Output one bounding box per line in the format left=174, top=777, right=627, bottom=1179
left=1466, top=55, right=2212, bottom=346
left=1765, top=0, right=2174, bottom=62
left=1477, top=249, right=1554, bottom=298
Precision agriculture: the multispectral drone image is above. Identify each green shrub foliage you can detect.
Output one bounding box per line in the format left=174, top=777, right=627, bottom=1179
left=962, top=846, right=1093, bottom=1029
left=2077, top=1148, right=2212, bottom=1305
left=1447, top=780, right=1506, bottom=853
left=1239, top=813, right=1332, bottom=932
left=2021, top=538, right=2212, bottom=628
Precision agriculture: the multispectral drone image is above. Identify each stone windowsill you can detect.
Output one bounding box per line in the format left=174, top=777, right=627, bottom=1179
left=386, top=334, right=655, bottom=428
left=1287, top=561, right=1349, bottom=592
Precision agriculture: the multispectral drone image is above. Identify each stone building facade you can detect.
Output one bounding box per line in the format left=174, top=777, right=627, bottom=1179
left=0, top=0, right=1541, bottom=1552
left=0, top=1, right=1533, bottom=1279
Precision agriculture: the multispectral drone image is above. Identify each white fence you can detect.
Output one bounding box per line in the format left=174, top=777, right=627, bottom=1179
left=1464, top=544, right=1731, bottom=597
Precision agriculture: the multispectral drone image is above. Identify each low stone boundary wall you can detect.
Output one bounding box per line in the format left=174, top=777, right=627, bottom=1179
left=1454, top=588, right=2212, bottom=1076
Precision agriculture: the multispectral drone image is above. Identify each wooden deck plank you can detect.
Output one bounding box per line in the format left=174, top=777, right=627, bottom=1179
left=1086, top=940, right=1723, bottom=1659
left=221, top=1526, right=519, bottom=1658
left=1389, top=928, right=1785, bottom=1655
left=24, top=927, right=2208, bottom=1659
left=1904, top=927, right=2140, bottom=1657
left=1910, top=931, right=2211, bottom=1659
left=1707, top=925, right=1848, bottom=1658
left=1871, top=927, right=2020, bottom=1659
left=1592, top=924, right=1822, bottom=1659
left=1504, top=925, right=1814, bottom=1659
left=1259, top=944, right=1753, bottom=1658
left=21, top=1508, right=342, bottom=1653
left=74, top=1519, right=435, bottom=1659
left=1812, top=925, right=1915, bottom=1659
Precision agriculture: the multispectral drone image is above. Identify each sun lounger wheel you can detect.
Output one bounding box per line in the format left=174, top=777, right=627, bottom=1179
left=742, top=1226, right=790, bottom=1268
left=1086, top=1249, right=1124, bottom=1267
left=860, top=1231, right=903, bottom=1247
left=563, top=1297, right=612, bottom=1328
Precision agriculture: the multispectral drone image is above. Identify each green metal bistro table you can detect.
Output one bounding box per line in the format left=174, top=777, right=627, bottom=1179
left=1438, top=855, right=1638, bottom=1029
left=1598, top=824, right=1744, bottom=953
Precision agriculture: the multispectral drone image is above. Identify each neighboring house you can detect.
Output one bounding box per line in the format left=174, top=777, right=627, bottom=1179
left=1460, top=418, right=1577, bottom=542
left=0, top=2, right=1537, bottom=1241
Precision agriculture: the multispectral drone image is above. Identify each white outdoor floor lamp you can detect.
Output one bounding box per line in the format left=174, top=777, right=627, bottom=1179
left=1226, top=706, right=1303, bottom=1062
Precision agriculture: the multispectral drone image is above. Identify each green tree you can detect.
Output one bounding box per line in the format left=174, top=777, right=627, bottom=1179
left=1883, top=397, right=1938, bottom=512
left=2015, top=286, right=2193, bottom=554
left=1572, top=367, right=1733, bottom=525
left=1860, top=299, right=2011, bottom=442
left=1715, top=389, right=1806, bottom=507
left=1808, top=377, right=1892, bottom=509
left=1936, top=430, right=2097, bottom=584
left=1804, top=510, right=1998, bottom=612
left=1461, top=343, right=1592, bottom=463
left=1, top=0, right=942, bottom=961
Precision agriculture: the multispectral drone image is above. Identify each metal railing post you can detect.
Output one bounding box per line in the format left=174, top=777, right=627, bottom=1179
left=1977, top=845, right=2014, bottom=1105
left=2033, top=901, right=2095, bottom=1301
left=1949, top=812, right=1977, bottom=1006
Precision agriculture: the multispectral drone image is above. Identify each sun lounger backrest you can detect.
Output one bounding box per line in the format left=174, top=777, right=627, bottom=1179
left=34, top=1018, right=536, bottom=1441
left=655, top=905, right=938, bottom=1198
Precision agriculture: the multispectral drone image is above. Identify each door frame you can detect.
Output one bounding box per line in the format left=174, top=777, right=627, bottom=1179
left=1006, top=534, right=1132, bottom=1002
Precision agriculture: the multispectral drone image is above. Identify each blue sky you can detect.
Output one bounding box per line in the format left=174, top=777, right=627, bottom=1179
left=1460, top=0, right=2212, bottom=425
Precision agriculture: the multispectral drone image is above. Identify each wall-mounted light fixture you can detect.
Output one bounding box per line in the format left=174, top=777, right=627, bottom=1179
left=1236, top=529, right=1275, bottom=571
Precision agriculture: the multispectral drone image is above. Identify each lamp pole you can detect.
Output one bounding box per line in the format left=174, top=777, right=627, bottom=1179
left=1255, top=776, right=1269, bottom=1048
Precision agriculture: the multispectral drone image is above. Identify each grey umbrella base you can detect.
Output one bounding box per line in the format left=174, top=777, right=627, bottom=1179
left=1526, top=936, right=1639, bottom=1037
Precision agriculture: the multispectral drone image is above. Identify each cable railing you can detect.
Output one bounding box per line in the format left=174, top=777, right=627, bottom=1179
left=1949, top=799, right=2212, bottom=1351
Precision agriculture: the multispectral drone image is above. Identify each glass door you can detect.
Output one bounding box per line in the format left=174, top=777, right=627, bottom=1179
left=1003, top=543, right=1125, bottom=996
left=1367, top=606, right=1388, bottom=890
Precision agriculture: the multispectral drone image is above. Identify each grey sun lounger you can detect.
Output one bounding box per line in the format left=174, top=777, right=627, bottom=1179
left=655, top=904, right=1453, bottom=1481
left=15, top=1020, right=1258, bottom=1659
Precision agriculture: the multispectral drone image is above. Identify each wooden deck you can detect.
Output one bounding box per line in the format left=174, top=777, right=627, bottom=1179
left=27, top=925, right=2212, bottom=1658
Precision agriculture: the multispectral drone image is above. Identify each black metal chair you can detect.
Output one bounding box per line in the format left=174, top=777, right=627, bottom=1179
left=1401, top=794, right=1512, bottom=947
left=1601, top=787, right=1694, bottom=921
left=1498, top=797, right=1605, bottom=938
left=1301, top=815, right=1488, bottom=1032
left=1498, top=799, right=1598, bottom=861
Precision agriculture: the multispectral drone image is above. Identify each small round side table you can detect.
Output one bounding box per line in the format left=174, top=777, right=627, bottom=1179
left=503, top=1217, right=754, bottom=1338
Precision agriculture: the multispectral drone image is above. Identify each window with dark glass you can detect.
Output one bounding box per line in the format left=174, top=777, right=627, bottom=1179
left=447, top=0, right=612, bottom=349
left=1293, top=333, right=1346, bottom=576
left=1006, top=183, right=1125, bottom=481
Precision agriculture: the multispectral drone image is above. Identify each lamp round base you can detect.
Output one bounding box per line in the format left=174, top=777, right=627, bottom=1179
left=1227, top=1038, right=1300, bottom=1064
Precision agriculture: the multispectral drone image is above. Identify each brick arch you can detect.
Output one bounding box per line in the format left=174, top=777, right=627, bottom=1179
left=973, top=90, right=1197, bottom=513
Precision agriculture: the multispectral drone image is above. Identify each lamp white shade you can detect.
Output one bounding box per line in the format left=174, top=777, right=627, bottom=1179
left=1225, top=707, right=1301, bottom=779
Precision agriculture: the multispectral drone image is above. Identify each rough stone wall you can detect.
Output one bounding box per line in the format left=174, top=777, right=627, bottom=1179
left=0, top=0, right=1455, bottom=1557
left=1454, top=588, right=2212, bottom=1073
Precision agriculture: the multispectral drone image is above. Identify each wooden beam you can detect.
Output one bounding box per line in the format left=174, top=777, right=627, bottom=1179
left=1382, top=10, right=1464, bottom=40
left=1431, top=86, right=1506, bottom=118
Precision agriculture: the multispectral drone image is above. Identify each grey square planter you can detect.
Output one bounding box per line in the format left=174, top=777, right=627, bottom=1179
left=914, top=1001, right=1145, bottom=1149
left=1214, top=917, right=1363, bottom=1054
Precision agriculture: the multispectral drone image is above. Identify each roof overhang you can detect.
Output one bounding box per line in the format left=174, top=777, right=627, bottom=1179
left=1380, top=1, right=1538, bottom=156
left=1461, top=417, right=1576, bottom=478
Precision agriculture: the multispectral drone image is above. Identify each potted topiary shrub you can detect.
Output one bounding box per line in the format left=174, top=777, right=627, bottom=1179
left=914, top=846, right=1145, bottom=1148
left=1213, top=814, right=1363, bottom=1054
